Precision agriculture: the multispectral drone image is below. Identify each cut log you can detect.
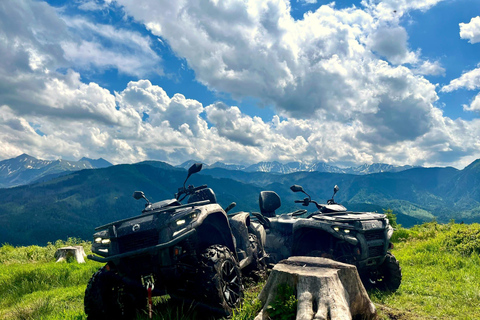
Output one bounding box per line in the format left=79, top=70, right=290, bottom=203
left=54, top=246, right=86, bottom=263
left=255, top=256, right=376, bottom=320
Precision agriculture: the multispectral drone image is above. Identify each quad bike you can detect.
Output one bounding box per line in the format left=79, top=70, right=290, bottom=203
left=250, top=184, right=402, bottom=292
left=85, top=163, right=266, bottom=319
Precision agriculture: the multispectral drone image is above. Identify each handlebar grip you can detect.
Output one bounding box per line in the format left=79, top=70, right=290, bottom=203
left=192, top=184, right=208, bottom=191
left=294, top=200, right=303, bottom=203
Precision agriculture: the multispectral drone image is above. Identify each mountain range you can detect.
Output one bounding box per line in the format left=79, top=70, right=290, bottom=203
left=177, top=160, right=416, bottom=175
left=0, top=154, right=112, bottom=188
left=0, top=156, right=479, bottom=246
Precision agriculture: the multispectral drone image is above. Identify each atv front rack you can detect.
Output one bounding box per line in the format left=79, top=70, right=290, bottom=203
left=87, top=229, right=196, bottom=263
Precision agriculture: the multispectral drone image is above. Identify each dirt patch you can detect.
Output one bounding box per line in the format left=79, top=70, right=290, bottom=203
left=375, top=304, right=417, bottom=320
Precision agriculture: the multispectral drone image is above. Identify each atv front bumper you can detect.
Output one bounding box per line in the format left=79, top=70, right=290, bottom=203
left=87, top=229, right=196, bottom=263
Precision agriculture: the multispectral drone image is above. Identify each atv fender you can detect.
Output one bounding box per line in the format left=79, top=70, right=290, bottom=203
left=194, top=205, right=237, bottom=256
left=229, top=212, right=251, bottom=256
left=249, top=222, right=266, bottom=252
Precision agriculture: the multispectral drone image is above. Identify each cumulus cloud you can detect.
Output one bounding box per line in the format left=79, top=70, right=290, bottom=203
left=460, top=16, right=480, bottom=44
left=463, top=93, right=480, bottom=112
left=413, top=60, right=445, bottom=76
left=441, top=66, right=480, bottom=92
left=366, top=26, right=419, bottom=64
left=0, top=0, right=479, bottom=170
left=362, top=0, right=446, bottom=19
left=61, top=17, right=162, bottom=77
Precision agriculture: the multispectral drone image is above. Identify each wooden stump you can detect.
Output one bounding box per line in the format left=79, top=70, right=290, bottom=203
left=255, top=256, right=376, bottom=320
left=54, top=246, right=86, bottom=263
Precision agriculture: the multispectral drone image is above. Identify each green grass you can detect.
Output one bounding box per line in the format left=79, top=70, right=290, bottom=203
left=0, top=238, right=98, bottom=320
left=371, top=222, right=480, bottom=320
left=1, top=223, right=480, bottom=319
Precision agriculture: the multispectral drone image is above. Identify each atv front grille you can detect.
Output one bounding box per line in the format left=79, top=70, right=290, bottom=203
left=368, top=245, right=384, bottom=257
left=364, top=229, right=385, bottom=241
left=117, top=229, right=159, bottom=253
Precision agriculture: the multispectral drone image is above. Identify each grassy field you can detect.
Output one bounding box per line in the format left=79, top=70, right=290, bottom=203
left=1, top=222, right=479, bottom=320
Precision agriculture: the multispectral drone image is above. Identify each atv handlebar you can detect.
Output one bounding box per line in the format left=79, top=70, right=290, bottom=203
left=175, top=184, right=208, bottom=200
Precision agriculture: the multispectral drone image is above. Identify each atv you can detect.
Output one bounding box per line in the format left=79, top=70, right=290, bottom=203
left=250, top=184, right=402, bottom=291
left=85, top=163, right=266, bottom=319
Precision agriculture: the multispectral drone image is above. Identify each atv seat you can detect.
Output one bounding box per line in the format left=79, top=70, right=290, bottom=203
left=188, top=188, right=217, bottom=204
left=259, top=191, right=281, bottom=218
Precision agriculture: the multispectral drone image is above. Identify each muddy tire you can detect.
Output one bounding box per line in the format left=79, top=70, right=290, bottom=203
left=198, top=245, right=243, bottom=316
left=84, top=266, right=142, bottom=320
left=369, top=252, right=402, bottom=291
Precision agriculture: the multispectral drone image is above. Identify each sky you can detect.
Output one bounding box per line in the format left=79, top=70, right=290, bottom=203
left=1, top=0, right=480, bottom=169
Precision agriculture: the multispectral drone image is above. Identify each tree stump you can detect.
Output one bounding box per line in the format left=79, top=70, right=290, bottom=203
left=54, top=246, right=87, bottom=263
left=254, top=256, right=376, bottom=320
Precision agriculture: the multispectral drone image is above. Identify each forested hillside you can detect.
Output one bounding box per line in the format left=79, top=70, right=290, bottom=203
left=1, top=159, right=480, bottom=246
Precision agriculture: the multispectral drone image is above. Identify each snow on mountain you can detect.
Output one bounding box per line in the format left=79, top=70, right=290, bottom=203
left=177, top=159, right=419, bottom=175
left=0, top=154, right=112, bottom=188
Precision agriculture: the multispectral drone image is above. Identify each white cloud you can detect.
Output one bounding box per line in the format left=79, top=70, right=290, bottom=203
left=460, top=16, right=480, bottom=44
left=413, top=60, right=445, bottom=76
left=441, top=67, right=480, bottom=92
left=366, top=26, right=419, bottom=64
left=361, top=0, right=445, bottom=20
left=61, top=17, right=162, bottom=77
left=1, top=0, right=480, bottom=170
left=463, top=93, right=480, bottom=112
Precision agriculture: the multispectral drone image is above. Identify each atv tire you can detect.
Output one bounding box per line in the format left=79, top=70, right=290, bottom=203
left=84, top=266, right=143, bottom=320
left=370, top=252, right=402, bottom=291
left=198, top=245, right=243, bottom=316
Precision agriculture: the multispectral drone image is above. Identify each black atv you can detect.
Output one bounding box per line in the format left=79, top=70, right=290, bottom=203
left=251, top=184, right=402, bottom=292
left=85, top=163, right=266, bottom=319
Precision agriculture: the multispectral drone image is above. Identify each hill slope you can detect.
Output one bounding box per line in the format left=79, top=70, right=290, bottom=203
left=0, top=162, right=261, bottom=245
left=1, top=158, right=480, bottom=246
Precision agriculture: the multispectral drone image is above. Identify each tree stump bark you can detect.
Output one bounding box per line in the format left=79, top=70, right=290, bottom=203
left=254, top=256, right=376, bottom=320
left=54, top=246, right=86, bottom=263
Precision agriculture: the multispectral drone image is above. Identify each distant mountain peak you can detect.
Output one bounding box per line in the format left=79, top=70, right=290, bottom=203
left=464, top=159, right=480, bottom=172
left=79, top=157, right=112, bottom=168
left=177, top=159, right=422, bottom=175
left=0, top=154, right=112, bottom=188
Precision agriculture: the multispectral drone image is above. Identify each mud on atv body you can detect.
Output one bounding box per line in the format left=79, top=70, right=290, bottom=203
left=251, top=186, right=401, bottom=292
left=85, top=163, right=266, bottom=319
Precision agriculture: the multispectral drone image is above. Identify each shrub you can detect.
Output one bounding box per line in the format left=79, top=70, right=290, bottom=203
left=444, top=224, right=480, bottom=256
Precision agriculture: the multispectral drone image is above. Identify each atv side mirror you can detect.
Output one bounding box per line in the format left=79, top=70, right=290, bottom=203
left=133, top=191, right=145, bottom=200
left=133, top=191, right=150, bottom=204
left=333, top=185, right=339, bottom=195
left=290, top=185, right=304, bottom=193
left=188, top=163, right=203, bottom=177
left=182, top=163, right=203, bottom=193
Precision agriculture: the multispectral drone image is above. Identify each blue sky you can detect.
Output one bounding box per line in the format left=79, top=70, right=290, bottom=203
left=0, top=0, right=480, bottom=169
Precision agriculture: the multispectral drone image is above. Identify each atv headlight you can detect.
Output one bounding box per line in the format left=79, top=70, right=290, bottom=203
left=173, top=210, right=199, bottom=229
left=93, top=230, right=110, bottom=245
left=332, top=226, right=353, bottom=234
left=94, top=237, right=111, bottom=244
